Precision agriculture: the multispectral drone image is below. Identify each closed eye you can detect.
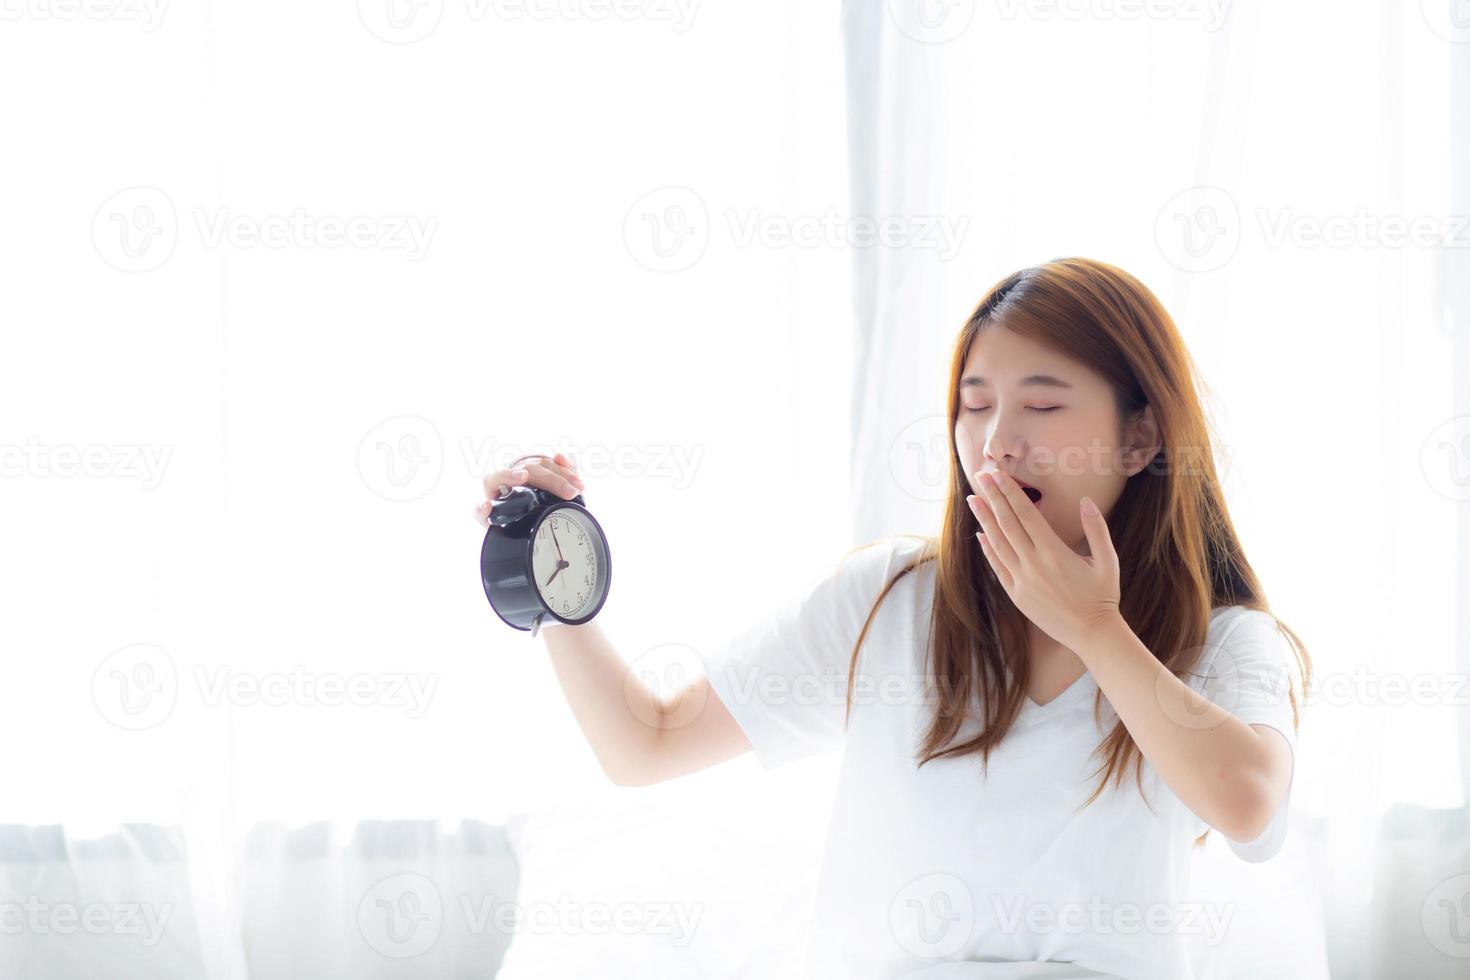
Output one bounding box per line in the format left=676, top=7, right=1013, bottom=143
left=962, top=406, right=1062, bottom=413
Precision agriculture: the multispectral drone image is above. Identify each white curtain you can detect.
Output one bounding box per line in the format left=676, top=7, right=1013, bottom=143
left=847, top=1, right=1468, bottom=975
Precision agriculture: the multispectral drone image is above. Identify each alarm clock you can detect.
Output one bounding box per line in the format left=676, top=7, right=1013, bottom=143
left=480, top=484, right=611, bottom=636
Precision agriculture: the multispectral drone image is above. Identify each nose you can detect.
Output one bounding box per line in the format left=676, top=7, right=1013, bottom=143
left=980, top=410, right=1027, bottom=467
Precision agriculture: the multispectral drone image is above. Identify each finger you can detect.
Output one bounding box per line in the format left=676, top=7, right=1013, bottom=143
left=976, top=531, right=1014, bottom=593
left=482, top=466, right=531, bottom=501
left=990, top=472, right=1053, bottom=552
left=977, top=474, right=1033, bottom=558
left=502, top=455, right=582, bottom=499
left=473, top=499, right=492, bottom=528
left=1080, top=497, right=1118, bottom=576
left=539, top=455, right=586, bottom=492
left=968, top=493, right=1020, bottom=573
left=554, top=454, right=587, bottom=490
left=524, top=458, right=584, bottom=498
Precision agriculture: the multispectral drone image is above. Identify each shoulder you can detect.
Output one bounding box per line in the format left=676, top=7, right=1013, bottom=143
left=1203, top=605, right=1296, bottom=663
left=792, top=535, right=936, bottom=633
left=1193, top=605, right=1301, bottom=716
left=827, top=534, right=936, bottom=599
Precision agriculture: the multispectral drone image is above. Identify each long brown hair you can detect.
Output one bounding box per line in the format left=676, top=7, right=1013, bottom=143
left=842, top=257, right=1311, bottom=845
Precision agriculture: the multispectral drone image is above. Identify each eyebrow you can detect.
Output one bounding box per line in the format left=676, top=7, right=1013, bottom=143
left=959, top=374, right=1074, bottom=389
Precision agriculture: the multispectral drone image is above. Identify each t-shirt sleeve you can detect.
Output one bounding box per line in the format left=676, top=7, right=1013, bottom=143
left=1195, top=607, right=1302, bottom=863
left=702, top=537, right=916, bottom=771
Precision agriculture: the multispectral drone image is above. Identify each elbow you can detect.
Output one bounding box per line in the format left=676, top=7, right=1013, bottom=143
left=600, top=734, right=668, bottom=788
left=605, top=765, right=656, bottom=788
left=601, top=756, right=650, bottom=787
left=1212, top=770, right=1276, bottom=843
left=608, top=766, right=675, bottom=788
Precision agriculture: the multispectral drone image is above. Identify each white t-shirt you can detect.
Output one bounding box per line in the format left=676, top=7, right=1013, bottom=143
left=703, top=535, right=1300, bottom=980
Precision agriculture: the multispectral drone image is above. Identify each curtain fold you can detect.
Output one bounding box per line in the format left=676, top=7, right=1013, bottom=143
left=1450, top=7, right=1470, bottom=812
left=843, top=0, right=957, bottom=545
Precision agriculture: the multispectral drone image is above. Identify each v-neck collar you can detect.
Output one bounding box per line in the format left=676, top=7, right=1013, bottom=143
left=1010, top=668, right=1097, bottom=729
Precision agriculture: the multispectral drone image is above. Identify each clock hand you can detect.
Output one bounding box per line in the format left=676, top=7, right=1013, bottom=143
left=543, top=558, right=570, bottom=588
left=550, top=524, right=565, bottom=562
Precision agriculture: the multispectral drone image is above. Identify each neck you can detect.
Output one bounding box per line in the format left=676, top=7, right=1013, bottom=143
left=1026, top=621, right=1072, bottom=657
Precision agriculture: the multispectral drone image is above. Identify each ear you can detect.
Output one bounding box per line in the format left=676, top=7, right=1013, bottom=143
left=1120, top=403, right=1162, bottom=477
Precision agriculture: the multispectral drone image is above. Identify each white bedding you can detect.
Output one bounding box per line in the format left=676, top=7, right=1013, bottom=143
left=900, top=964, right=1116, bottom=979
left=494, top=761, right=1330, bottom=980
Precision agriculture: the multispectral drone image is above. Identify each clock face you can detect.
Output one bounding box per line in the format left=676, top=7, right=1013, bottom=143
left=530, top=506, right=607, bottom=621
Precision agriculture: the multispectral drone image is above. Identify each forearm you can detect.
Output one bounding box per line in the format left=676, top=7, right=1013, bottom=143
left=1074, top=615, right=1278, bottom=841
left=541, top=621, right=662, bottom=785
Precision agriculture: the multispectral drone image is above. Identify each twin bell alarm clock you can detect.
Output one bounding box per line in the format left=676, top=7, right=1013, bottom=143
left=480, top=458, right=611, bottom=637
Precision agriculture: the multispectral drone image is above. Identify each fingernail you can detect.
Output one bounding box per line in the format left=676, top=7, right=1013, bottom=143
left=511, top=468, right=527, bottom=478
left=1082, top=497, right=1099, bottom=515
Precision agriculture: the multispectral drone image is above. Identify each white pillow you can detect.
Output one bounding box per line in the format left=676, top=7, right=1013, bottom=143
left=0, top=824, right=207, bottom=980
left=495, top=758, right=836, bottom=979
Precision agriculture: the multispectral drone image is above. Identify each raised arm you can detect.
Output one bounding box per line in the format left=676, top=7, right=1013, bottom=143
left=476, top=452, right=751, bottom=787
left=541, top=620, right=752, bottom=786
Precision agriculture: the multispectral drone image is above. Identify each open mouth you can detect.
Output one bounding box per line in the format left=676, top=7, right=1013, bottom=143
left=1018, top=483, right=1043, bottom=504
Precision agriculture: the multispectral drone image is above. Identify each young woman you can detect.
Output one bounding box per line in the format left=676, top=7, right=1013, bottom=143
left=475, top=257, right=1310, bottom=980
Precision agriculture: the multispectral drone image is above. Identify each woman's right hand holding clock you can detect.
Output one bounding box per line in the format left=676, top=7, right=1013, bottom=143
left=474, top=451, right=586, bottom=529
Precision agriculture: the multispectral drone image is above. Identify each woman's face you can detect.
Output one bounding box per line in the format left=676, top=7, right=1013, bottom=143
left=954, top=326, right=1155, bottom=555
